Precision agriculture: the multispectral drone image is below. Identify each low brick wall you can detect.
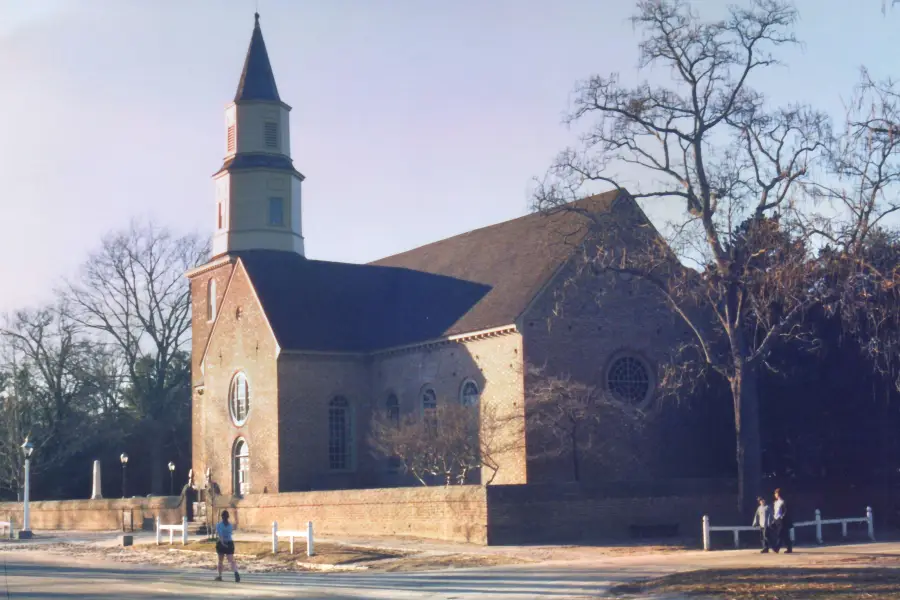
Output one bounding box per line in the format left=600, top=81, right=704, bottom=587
left=485, top=482, right=740, bottom=544
left=223, top=486, right=489, bottom=544
left=0, top=497, right=183, bottom=532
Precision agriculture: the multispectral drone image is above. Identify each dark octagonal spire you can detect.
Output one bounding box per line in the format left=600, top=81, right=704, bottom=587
left=234, top=13, right=280, bottom=102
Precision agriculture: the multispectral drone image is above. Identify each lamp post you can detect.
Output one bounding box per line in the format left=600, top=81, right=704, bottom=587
left=168, top=462, right=175, bottom=496
left=19, top=437, right=34, bottom=539
left=120, top=453, right=129, bottom=499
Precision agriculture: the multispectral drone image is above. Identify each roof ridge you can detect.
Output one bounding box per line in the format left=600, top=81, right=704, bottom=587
left=370, top=189, right=622, bottom=265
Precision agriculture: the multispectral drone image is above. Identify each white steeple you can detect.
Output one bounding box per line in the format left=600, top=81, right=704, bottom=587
left=211, top=13, right=305, bottom=258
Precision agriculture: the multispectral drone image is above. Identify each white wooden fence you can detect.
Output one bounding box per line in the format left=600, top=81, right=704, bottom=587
left=156, top=516, right=188, bottom=546
left=272, top=521, right=314, bottom=557
left=702, top=507, right=875, bottom=550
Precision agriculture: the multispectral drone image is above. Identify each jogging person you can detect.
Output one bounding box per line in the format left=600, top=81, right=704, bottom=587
left=214, top=510, right=240, bottom=582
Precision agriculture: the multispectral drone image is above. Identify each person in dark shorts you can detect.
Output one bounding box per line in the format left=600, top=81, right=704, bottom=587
left=214, top=510, right=240, bottom=582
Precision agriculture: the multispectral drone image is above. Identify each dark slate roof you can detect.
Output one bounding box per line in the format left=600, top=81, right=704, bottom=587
left=213, top=153, right=304, bottom=178
left=237, top=190, right=623, bottom=352
left=234, top=13, right=280, bottom=103
left=237, top=251, right=492, bottom=353
left=370, top=190, right=623, bottom=336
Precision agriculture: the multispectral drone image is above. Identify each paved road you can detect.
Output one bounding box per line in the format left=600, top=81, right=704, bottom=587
left=3, top=542, right=899, bottom=599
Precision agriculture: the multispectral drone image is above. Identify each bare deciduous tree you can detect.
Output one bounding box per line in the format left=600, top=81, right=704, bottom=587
left=65, top=221, right=208, bottom=495
left=533, top=0, right=830, bottom=509
left=525, top=364, right=644, bottom=482
left=369, top=401, right=516, bottom=486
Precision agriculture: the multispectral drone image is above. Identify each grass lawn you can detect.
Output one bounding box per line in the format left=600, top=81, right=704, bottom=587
left=141, top=539, right=404, bottom=567
left=610, top=567, right=900, bottom=599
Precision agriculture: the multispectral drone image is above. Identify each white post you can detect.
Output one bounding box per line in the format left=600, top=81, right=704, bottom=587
left=181, top=516, right=188, bottom=546
left=841, top=520, right=848, bottom=538
left=169, top=526, right=174, bottom=545
left=155, top=516, right=161, bottom=545
left=22, top=457, right=31, bottom=534
left=289, top=534, right=294, bottom=555
left=816, top=509, right=823, bottom=544
left=733, top=529, right=739, bottom=549
left=91, top=460, right=103, bottom=500
left=790, top=527, right=795, bottom=543
left=307, top=520, right=314, bottom=557
left=702, top=515, right=710, bottom=551
left=867, top=506, right=875, bottom=541
left=271, top=521, right=277, bottom=554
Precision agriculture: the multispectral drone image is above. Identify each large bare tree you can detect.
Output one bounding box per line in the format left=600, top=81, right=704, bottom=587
left=525, top=364, right=644, bottom=482
left=533, top=0, right=830, bottom=509
left=65, top=221, right=208, bottom=495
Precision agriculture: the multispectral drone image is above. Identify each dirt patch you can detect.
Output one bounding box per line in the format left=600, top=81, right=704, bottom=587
left=0, top=539, right=528, bottom=573
left=610, top=567, right=900, bottom=599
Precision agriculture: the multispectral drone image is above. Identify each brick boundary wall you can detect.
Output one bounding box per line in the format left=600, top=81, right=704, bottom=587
left=485, top=483, right=740, bottom=544
left=0, top=497, right=183, bottom=532
left=221, top=486, right=489, bottom=544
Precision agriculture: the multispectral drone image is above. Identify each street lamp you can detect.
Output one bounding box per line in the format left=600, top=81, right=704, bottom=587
left=168, top=462, right=175, bottom=496
left=120, top=453, right=129, bottom=499
left=19, top=437, right=34, bottom=539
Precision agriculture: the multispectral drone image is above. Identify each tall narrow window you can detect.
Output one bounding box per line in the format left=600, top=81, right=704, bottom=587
left=460, top=380, right=480, bottom=407
left=264, top=121, right=278, bottom=149
left=386, top=394, right=400, bottom=426
left=217, top=202, right=224, bottom=230
left=229, top=372, right=250, bottom=425
left=233, top=438, right=249, bottom=496
left=227, top=124, right=236, bottom=153
left=421, top=387, right=437, bottom=432
left=386, top=394, right=401, bottom=472
left=328, top=397, right=354, bottom=470
left=207, top=279, right=217, bottom=321
left=268, top=197, right=285, bottom=227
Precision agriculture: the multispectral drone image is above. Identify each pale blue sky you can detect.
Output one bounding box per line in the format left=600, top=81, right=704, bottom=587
left=0, top=0, right=895, bottom=312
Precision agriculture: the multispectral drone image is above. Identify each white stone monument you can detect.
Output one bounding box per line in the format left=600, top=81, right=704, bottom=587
left=91, top=460, right=102, bottom=500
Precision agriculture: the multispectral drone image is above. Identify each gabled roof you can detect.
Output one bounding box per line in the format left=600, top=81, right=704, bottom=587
left=370, top=190, right=622, bottom=335
left=236, top=190, right=624, bottom=353
left=234, top=13, right=280, bottom=103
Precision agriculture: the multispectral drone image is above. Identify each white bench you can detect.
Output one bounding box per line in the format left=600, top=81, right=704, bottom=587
left=0, top=520, right=11, bottom=538
left=156, top=516, right=188, bottom=546
left=272, top=521, right=314, bottom=556
left=703, top=507, right=874, bottom=550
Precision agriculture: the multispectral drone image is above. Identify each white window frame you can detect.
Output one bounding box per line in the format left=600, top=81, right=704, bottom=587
left=233, top=437, right=250, bottom=496
left=268, top=197, right=285, bottom=227
left=459, top=379, right=480, bottom=407
left=229, top=372, right=250, bottom=426
left=207, top=279, right=217, bottom=322
left=328, top=396, right=355, bottom=472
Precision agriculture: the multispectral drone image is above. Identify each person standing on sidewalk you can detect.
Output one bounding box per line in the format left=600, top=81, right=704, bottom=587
left=772, top=488, right=793, bottom=553
left=752, top=496, right=773, bottom=553
left=214, top=510, right=241, bottom=582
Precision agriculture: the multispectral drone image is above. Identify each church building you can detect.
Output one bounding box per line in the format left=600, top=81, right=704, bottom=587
left=187, top=14, right=700, bottom=497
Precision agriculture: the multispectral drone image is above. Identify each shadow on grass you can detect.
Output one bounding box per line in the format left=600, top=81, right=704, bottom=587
left=610, top=567, right=900, bottom=599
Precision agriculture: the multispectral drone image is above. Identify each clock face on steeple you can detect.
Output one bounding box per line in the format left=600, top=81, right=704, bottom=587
left=209, top=13, right=305, bottom=259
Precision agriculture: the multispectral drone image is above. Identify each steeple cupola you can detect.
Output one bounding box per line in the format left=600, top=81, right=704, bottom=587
left=211, top=13, right=305, bottom=258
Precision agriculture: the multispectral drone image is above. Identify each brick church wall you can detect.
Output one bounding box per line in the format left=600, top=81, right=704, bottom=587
left=520, top=219, right=698, bottom=483
left=277, top=353, right=374, bottom=491
left=371, top=333, right=528, bottom=486
left=198, top=262, right=281, bottom=494
left=188, top=258, right=237, bottom=493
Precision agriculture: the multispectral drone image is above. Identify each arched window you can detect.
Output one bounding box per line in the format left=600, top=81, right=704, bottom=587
left=386, top=393, right=400, bottom=426
left=421, top=387, right=437, bottom=432
left=233, top=438, right=249, bottom=496
left=606, top=355, right=652, bottom=405
left=207, top=279, right=217, bottom=321
left=328, top=397, right=354, bottom=471
left=229, top=372, right=250, bottom=425
left=460, top=380, right=480, bottom=407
